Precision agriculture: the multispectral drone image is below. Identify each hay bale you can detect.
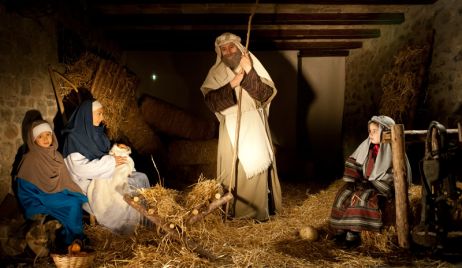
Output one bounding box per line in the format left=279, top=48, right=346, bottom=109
left=167, top=139, right=217, bottom=166
left=379, top=43, right=432, bottom=124
left=90, top=59, right=138, bottom=140
left=140, top=95, right=217, bottom=140
left=166, top=139, right=217, bottom=186
left=120, top=104, right=162, bottom=155
left=168, top=164, right=217, bottom=188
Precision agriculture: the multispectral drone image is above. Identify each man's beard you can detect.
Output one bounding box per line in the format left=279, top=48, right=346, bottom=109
left=222, top=51, right=242, bottom=70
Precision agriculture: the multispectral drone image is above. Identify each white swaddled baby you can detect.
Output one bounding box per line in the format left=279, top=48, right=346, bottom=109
left=108, top=143, right=135, bottom=194
left=86, top=143, right=139, bottom=233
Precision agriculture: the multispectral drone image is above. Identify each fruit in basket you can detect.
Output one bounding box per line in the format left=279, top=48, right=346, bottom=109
left=68, top=241, right=81, bottom=254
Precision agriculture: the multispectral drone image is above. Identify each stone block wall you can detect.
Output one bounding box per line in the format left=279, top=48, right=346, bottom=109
left=0, top=12, right=59, bottom=202
left=343, top=0, right=462, bottom=155
left=426, top=0, right=462, bottom=126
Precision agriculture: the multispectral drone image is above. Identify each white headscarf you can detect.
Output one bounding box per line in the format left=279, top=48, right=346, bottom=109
left=350, top=115, right=411, bottom=182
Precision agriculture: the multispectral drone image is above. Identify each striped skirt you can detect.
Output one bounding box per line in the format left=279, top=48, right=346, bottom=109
left=329, top=182, right=383, bottom=232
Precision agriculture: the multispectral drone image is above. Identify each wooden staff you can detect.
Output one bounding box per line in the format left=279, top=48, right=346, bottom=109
left=225, top=0, right=259, bottom=222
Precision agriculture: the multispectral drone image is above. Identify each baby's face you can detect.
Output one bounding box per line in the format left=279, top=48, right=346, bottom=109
left=35, top=131, right=52, bottom=148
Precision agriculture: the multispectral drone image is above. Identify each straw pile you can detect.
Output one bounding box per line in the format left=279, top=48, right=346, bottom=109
left=61, top=53, right=100, bottom=94
left=379, top=45, right=431, bottom=124
left=183, top=174, right=224, bottom=209
left=138, top=184, right=187, bottom=228
left=32, top=178, right=451, bottom=268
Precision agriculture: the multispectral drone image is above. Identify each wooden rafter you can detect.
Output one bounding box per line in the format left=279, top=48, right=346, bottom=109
left=96, top=13, right=405, bottom=26
left=105, top=28, right=380, bottom=40
left=116, top=40, right=363, bottom=51
left=81, top=0, right=439, bottom=54
left=93, top=2, right=438, bottom=15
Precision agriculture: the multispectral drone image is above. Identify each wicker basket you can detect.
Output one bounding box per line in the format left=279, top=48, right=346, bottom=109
left=51, top=251, right=96, bottom=268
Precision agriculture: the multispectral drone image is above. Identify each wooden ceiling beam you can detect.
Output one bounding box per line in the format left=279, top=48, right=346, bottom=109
left=104, top=29, right=380, bottom=40
left=93, top=1, right=438, bottom=15
left=96, top=13, right=405, bottom=26
left=116, top=40, right=363, bottom=51
left=93, top=2, right=437, bottom=15
left=299, top=49, right=350, bottom=57
left=274, top=41, right=362, bottom=50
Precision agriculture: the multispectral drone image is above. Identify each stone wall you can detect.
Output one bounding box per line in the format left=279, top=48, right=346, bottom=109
left=426, top=0, right=462, bottom=126
left=343, top=0, right=462, bottom=155
left=0, top=11, right=59, bottom=202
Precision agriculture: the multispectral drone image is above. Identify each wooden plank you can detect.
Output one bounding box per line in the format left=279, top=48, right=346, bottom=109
left=187, top=192, right=233, bottom=225
left=299, top=49, right=350, bottom=57
left=93, top=2, right=438, bottom=15
left=264, top=41, right=363, bottom=50
left=105, top=28, right=380, bottom=39
left=391, top=124, right=410, bottom=249
left=253, top=29, right=381, bottom=39
left=117, top=40, right=363, bottom=51
left=403, top=129, right=459, bottom=135
left=96, top=13, right=405, bottom=26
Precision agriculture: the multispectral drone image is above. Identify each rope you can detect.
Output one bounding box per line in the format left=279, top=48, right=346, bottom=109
left=225, top=0, right=259, bottom=222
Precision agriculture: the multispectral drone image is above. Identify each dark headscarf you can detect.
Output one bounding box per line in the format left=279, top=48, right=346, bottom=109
left=62, top=99, right=111, bottom=160
left=16, top=120, right=83, bottom=194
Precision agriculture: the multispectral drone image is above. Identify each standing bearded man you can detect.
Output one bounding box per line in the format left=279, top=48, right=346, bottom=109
left=200, top=32, right=282, bottom=221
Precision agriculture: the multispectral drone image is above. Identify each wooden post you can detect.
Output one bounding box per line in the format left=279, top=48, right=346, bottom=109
left=89, top=215, right=96, bottom=226
left=391, top=124, right=410, bottom=249
left=458, top=122, right=462, bottom=143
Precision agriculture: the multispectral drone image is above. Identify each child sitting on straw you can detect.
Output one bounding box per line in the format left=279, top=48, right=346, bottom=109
left=16, top=120, right=88, bottom=248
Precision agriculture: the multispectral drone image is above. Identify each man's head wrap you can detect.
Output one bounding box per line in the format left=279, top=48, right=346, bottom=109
left=201, top=32, right=275, bottom=99
left=214, top=32, right=246, bottom=65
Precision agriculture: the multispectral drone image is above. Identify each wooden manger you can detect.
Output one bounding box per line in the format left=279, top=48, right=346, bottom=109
left=123, top=186, right=233, bottom=260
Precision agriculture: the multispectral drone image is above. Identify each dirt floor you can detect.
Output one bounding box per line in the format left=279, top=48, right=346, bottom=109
left=4, top=179, right=462, bottom=268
